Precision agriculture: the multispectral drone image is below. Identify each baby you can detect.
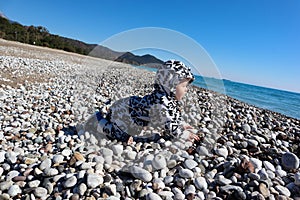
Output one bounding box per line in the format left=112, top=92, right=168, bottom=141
left=84, top=60, right=200, bottom=144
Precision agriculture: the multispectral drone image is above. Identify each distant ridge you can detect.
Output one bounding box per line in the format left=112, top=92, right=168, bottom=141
left=0, top=13, right=163, bottom=66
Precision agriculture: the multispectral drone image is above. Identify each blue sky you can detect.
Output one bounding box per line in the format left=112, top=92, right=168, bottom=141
left=1, top=0, right=299, bottom=93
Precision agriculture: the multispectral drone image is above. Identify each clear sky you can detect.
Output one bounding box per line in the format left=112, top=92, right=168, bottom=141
left=1, top=0, right=299, bottom=93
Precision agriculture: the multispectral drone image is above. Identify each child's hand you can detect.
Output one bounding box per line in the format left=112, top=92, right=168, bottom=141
left=183, top=124, right=194, bottom=130
left=189, top=133, right=200, bottom=142
left=127, top=136, right=134, bottom=145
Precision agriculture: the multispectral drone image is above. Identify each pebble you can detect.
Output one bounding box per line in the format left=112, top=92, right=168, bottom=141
left=281, top=152, right=299, bottom=170
left=0, top=46, right=300, bottom=200
left=53, top=155, right=64, bottom=164
left=87, top=173, right=104, bottom=188
left=275, top=185, right=291, bottom=197
left=8, top=185, right=22, bottom=197
left=184, top=159, right=198, bottom=169
left=28, top=180, right=41, bottom=188
left=179, top=168, right=194, bottom=179
left=242, top=124, right=251, bottom=133
left=152, top=154, right=167, bottom=170
left=40, top=158, right=52, bottom=170
left=130, top=166, right=152, bottom=182
left=215, top=147, right=228, bottom=158
left=34, top=187, right=48, bottom=198
left=111, top=144, right=123, bottom=155
left=146, top=192, right=163, bottom=200
left=194, top=177, right=208, bottom=190
left=64, top=176, right=77, bottom=188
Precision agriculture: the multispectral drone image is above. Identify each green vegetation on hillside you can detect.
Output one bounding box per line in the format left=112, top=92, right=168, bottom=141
left=0, top=16, right=94, bottom=55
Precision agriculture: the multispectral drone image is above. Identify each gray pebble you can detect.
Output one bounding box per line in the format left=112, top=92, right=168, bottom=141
left=44, top=168, right=59, bottom=176
left=8, top=185, right=22, bottom=197
left=130, top=166, right=152, bottom=182
left=275, top=185, right=291, bottom=197
left=28, top=180, right=41, bottom=188
left=281, top=152, right=299, bottom=170
left=111, top=144, right=123, bottom=155
left=0, top=181, right=12, bottom=191
left=34, top=187, right=48, bottom=198
left=40, top=158, right=52, bottom=170
left=100, top=148, right=113, bottom=157
left=216, top=175, right=232, bottom=186
left=152, top=154, right=166, bottom=170
left=215, top=147, right=228, bottom=158
left=146, top=192, right=162, bottom=200
left=184, top=159, right=198, bottom=169
left=64, top=176, right=77, bottom=188
left=179, top=168, right=194, bottom=179
left=263, top=161, right=275, bottom=172
left=194, top=177, right=207, bottom=190
left=87, top=173, right=103, bottom=188
left=242, top=124, right=251, bottom=133
left=78, top=183, right=87, bottom=195
left=53, top=155, right=64, bottom=164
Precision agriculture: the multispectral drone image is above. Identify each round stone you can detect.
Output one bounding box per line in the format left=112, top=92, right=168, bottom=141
left=146, top=192, right=162, bottom=200
left=44, top=168, right=59, bottom=176
left=130, top=166, right=152, bottom=182
left=179, top=168, right=194, bottom=179
left=28, top=180, right=41, bottom=188
left=8, top=185, right=22, bottom=197
left=216, top=175, right=232, bottom=186
left=263, top=161, right=275, bottom=172
left=194, top=177, right=208, bottom=190
left=126, top=151, right=137, bottom=160
left=87, top=173, right=103, bottom=188
left=40, top=158, right=52, bottom=170
left=64, top=176, right=77, bottom=188
left=185, top=185, right=196, bottom=195
left=152, top=154, right=166, bottom=170
left=78, top=183, right=87, bottom=195
left=275, top=185, right=291, bottom=197
left=167, top=160, right=177, bottom=169
left=34, top=187, right=48, bottom=198
left=111, top=144, right=123, bottom=155
left=242, top=124, right=251, bottom=133
left=184, top=159, right=198, bottom=169
left=258, top=182, right=270, bottom=198
left=100, top=148, right=113, bottom=157
left=62, top=149, right=72, bottom=157
left=215, top=147, right=228, bottom=158
left=196, top=146, right=210, bottom=156
left=281, top=152, right=299, bottom=170
left=0, top=181, right=12, bottom=191
left=53, top=155, right=64, bottom=164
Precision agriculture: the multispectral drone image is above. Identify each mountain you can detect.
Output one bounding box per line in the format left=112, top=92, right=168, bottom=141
left=115, top=52, right=164, bottom=66
left=0, top=13, right=163, bottom=66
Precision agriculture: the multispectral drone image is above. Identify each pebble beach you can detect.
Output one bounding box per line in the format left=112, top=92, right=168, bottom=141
left=0, top=39, right=300, bottom=200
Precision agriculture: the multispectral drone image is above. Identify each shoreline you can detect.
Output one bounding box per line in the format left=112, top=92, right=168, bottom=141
left=0, top=39, right=300, bottom=199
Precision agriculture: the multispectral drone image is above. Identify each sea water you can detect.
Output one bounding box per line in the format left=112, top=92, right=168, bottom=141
left=135, top=65, right=300, bottom=120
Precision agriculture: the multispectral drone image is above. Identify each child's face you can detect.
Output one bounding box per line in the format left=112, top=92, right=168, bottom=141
left=175, top=79, right=190, bottom=101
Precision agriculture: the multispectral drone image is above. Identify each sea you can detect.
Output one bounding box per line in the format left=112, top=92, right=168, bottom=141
left=134, top=65, right=300, bottom=120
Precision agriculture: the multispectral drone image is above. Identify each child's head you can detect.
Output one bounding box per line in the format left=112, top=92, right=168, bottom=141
left=155, top=60, right=194, bottom=99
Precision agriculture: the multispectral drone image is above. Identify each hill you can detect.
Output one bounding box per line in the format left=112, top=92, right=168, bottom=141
left=0, top=14, right=163, bottom=66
